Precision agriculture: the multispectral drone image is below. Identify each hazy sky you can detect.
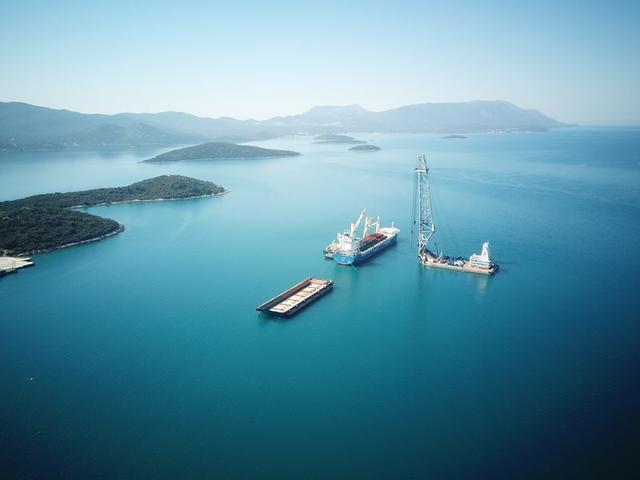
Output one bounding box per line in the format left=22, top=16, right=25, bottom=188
left=1, top=0, right=639, bottom=123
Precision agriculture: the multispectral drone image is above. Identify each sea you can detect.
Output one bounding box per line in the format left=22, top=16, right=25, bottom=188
left=1, top=128, right=639, bottom=479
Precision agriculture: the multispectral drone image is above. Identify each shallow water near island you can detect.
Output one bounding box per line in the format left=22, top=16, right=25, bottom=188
left=1, top=128, right=640, bottom=478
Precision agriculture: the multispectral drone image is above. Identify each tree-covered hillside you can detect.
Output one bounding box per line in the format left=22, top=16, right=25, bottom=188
left=0, top=176, right=225, bottom=255
left=6, top=175, right=225, bottom=209
left=0, top=207, right=121, bottom=255
left=143, top=142, right=300, bottom=162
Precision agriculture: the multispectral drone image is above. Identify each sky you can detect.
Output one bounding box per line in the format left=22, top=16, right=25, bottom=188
left=1, top=0, right=639, bottom=124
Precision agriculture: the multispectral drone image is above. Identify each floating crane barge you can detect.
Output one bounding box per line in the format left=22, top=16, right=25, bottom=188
left=256, top=277, right=333, bottom=317
left=413, top=154, right=498, bottom=276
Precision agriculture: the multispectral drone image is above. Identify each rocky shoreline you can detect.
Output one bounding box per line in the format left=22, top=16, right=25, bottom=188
left=69, top=189, right=229, bottom=209
left=0, top=176, right=229, bottom=260
left=18, top=224, right=126, bottom=256
left=11, top=192, right=230, bottom=256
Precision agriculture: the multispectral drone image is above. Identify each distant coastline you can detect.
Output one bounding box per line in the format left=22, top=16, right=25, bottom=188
left=0, top=100, right=570, bottom=152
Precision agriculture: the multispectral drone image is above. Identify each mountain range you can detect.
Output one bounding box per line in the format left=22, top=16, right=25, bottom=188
left=0, top=100, right=568, bottom=152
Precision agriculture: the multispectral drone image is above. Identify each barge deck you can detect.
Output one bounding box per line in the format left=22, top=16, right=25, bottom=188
left=421, top=253, right=498, bottom=276
left=256, top=277, right=333, bottom=317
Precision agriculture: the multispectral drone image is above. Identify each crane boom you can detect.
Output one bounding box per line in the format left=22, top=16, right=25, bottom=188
left=414, top=154, right=436, bottom=258
left=362, top=216, right=381, bottom=238
left=350, top=209, right=367, bottom=236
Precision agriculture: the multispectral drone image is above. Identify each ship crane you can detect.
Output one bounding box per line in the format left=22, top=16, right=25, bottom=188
left=349, top=209, right=367, bottom=237
left=413, top=154, right=436, bottom=260
left=362, top=216, right=381, bottom=238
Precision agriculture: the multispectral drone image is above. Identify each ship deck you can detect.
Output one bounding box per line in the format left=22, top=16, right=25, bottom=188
left=256, top=277, right=333, bottom=317
left=421, top=254, right=497, bottom=276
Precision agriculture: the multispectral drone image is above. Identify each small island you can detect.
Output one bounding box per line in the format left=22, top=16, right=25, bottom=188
left=144, top=141, right=300, bottom=163
left=314, top=134, right=366, bottom=144
left=442, top=135, right=468, bottom=139
left=349, top=144, right=381, bottom=152
left=0, top=175, right=225, bottom=256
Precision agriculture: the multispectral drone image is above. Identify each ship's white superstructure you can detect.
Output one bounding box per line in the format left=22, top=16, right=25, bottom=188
left=469, top=242, right=493, bottom=269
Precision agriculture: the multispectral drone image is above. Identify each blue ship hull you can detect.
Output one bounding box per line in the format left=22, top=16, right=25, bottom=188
left=333, top=235, right=397, bottom=265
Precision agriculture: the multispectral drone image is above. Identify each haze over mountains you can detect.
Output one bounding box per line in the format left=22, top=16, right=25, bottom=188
left=0, top=100, right=568, bottom=152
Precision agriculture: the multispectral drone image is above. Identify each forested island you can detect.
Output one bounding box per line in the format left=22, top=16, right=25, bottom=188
left=0, top=176, right=225, bottom=255
left=313, top=134, right=366, bottom=144
left=349, top=144, right=381, bottom=151
left=144, top=141, right=300, bottom=163
left=442, top=134, right=468, bottom=139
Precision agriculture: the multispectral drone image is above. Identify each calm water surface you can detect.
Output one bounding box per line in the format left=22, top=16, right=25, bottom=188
left=1, top=129, right=639, bottom=478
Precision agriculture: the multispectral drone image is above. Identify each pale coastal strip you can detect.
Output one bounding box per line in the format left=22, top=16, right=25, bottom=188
left=0, top=256, right=35, bottom=276
left=17, top=224, right=126, bottom=256
left=68, top=189, right=229, bottom=209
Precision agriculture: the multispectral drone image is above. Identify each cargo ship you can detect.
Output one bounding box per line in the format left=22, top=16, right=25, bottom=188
left=325, top=209, right=400, bottom=265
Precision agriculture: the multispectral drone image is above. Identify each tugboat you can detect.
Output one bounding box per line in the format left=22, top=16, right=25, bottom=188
left=323, top=241, right=339, bottom=259
left=325, top=209, right=400, bottom=265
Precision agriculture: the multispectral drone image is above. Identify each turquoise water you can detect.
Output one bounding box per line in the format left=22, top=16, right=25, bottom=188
left=1, top=129, right=639, bottom=478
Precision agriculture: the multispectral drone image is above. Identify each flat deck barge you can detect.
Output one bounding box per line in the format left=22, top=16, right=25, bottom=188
left=256, top=277, right=333, bottom=317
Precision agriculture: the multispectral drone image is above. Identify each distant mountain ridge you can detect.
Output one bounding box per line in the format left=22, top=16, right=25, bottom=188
left=266, top=104, right=370, bottom=127
left=265, top=101, right=566, bottom=132
left=0, top=100, right=569, bottom=151
left=0, top=102, right=207, bottom=150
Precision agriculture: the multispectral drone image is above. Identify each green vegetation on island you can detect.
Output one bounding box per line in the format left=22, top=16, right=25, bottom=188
left=442, top=135, right=468, bottom=139
left=349, top=144, right=381, bottom=151
left=0, top=175, right=225, bottom=255
left=144, top=142, right=300, bottom=163
left=314, top=134, right=366, bottom=144
left=11, top=175, right=226, bottom=209
left=0, top=207, right=122, bottom=256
